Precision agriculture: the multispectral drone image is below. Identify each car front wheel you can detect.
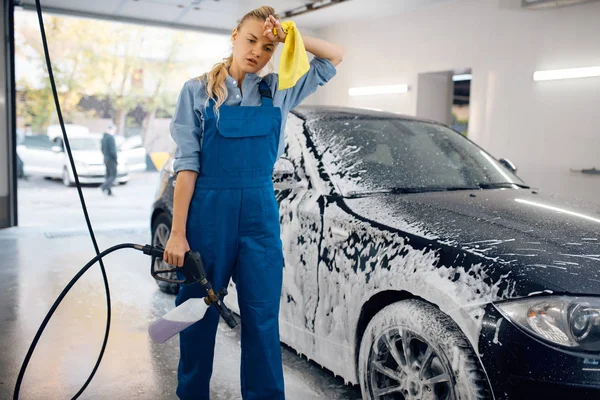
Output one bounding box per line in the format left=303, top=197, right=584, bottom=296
left=358, top=299, right=491, bottom=400
left=62, top=168, right=73, bottom=187
left=151, top=213, right=180, bottom=295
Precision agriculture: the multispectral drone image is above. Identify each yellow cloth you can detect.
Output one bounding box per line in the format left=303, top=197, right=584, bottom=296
left=275, top=21, right=310, bottom=90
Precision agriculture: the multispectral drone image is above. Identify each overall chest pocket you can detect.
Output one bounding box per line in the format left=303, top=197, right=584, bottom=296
left=216, top=108, right=280, bottom=173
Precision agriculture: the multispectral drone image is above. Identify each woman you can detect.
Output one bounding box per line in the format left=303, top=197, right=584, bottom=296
left=163, top=5, right=343, bottom=400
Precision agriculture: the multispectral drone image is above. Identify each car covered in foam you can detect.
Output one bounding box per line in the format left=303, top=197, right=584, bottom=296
left=151, top=106, right=600, bottom=400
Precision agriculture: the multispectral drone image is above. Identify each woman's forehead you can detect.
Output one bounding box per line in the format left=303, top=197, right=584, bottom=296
left=240, top=18, right=275, bottom=44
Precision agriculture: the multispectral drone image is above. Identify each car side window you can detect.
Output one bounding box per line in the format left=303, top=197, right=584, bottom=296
left=53, top=137, right=64, bottom=150
left=296, top=118, right=343, bottom=197
left=23, top=135, right=54, bottom=150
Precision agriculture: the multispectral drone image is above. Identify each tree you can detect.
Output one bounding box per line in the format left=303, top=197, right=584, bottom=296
left=104, top=25, right=148, bottom=135
left=139, top=31, right=186, bottom=141
left=15, top=13, right=116, bottom=130
left=16, top=81, right=55, bottom=133
left=15, top=9, right=230, bottom=148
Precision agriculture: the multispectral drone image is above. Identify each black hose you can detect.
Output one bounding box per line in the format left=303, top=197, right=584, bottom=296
left=14, top=1, right=115, bottom=398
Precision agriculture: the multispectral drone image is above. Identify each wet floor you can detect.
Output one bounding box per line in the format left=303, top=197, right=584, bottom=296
left=0, top=172, right=362, bottom=399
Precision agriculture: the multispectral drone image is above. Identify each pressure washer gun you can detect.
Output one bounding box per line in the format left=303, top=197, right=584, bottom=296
left=144, top=246, right=237, bottom=343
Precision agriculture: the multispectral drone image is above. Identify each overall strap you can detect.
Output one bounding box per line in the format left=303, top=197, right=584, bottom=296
left=259, top=80, right=273, bottom=107
left=204, top=79, right=272, bottom=116
left=204, top=98, right=215, bottom=120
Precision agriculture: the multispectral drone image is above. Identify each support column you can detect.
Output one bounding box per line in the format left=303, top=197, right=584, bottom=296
left=1, top=0, right=16, bottom=228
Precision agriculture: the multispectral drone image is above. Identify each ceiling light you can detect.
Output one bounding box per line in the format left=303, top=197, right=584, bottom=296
left=348, top=84, right=409, bottom=96
left=533, top=66, right=600, bottom=81
left=312, top=0, right=333, bottom=8
left=452, top=74, right=472, bottom=81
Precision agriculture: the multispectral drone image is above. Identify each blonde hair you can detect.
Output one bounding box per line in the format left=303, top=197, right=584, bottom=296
left=198, top=6, right=279, bottom=116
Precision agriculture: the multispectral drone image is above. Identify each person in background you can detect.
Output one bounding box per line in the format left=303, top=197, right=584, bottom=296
left=16, top=124, right=32, bottom=180
left=21, top=123, right=32, bottom=137
left=100, top=123, right=118, bottom=196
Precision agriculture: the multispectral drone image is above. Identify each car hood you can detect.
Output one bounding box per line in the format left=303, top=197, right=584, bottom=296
left=343, top=189, right=600, bottom=296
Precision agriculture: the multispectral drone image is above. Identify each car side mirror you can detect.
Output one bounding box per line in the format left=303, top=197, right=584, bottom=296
left=273, top=157, right=294, bottom=180
left=499, top=158, right=517, bottom=173
left=51, top=145, right=63, bottom=153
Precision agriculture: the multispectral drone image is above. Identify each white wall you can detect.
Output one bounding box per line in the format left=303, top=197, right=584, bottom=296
left=311, top=0, right=600, bottom=204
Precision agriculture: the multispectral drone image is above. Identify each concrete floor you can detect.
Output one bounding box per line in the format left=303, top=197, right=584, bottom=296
left=1, top=172, right=362, bottom=400
left=4, top=167, right=598, bottom=400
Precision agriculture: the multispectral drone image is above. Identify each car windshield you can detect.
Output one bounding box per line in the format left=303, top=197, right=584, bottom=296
left=70, top=137, right=101, bottom=151
left=307, top=115, right=526, bottom=196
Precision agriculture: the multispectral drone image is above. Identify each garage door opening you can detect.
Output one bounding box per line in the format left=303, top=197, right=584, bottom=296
left=13, top=8, right=229, bottom=229
left=416, top=68, right=471, bottom=136
left=451, top=70, right=471, bottom=136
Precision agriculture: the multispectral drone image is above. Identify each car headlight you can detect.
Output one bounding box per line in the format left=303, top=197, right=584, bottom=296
left=496, top=296, right=600, bottom=351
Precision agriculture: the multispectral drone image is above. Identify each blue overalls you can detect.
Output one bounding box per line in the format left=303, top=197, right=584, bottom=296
left=175, top=80, right=285, bottom=400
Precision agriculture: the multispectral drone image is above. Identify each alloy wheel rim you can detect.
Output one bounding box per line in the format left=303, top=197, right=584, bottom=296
left=368, top=327, right=455, bottom=400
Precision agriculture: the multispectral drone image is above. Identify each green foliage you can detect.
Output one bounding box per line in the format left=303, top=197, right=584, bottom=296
left=15, top=11, right=210, bottom=138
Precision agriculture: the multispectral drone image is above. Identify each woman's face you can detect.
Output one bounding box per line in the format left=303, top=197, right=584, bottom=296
left=231, top=18, right=276, bottom=74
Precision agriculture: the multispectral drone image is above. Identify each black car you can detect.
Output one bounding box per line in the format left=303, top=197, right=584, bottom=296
left=151, top=106, right=600, bottom=400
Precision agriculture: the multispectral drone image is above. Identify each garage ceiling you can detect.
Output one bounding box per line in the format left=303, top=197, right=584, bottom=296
left=18, top=0, right=454, bottom=33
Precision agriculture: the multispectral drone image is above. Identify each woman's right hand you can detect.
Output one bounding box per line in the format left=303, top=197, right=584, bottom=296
left=163, top=233, right=190, bottom=267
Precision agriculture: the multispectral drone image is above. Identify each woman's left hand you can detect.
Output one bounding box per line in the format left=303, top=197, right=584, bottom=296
left=263, top=15, right=287, bottom=43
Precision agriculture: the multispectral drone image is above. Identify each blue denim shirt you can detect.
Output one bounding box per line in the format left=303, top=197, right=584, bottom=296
left=170, top=57, right=337, bottom=174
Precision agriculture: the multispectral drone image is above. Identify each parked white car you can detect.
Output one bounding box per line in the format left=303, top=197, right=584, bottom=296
left=46, top=123, right=89, bottom=140
left=118, top=135, right=148, bottom=172
left=17, top=133, right=129, bottom=186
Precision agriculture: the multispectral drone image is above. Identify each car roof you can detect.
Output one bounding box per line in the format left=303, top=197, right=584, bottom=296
left=23, top=133, right=101, bottom=141
left=65, top=133, right=102, bottom=139
left=292, top=105, right=444, bottom=126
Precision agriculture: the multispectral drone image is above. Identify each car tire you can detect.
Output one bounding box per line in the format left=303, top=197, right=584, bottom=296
left=151, top=213, right=180, bottom=295
left=358, top=299, right=491, bottom=400
left=62, top=168, right=74, bottom=187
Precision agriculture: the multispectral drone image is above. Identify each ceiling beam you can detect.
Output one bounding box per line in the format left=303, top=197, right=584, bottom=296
left=17, top=3, right=230, bottom=35
left=281, top=0, right=350, bottom=18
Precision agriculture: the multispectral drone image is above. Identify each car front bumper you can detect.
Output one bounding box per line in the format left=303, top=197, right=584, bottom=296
left=76, top=173, right=129, bottom=184
left=478, top=303, right=600, bottom=400
left=70, top=164, right=128, bottom=184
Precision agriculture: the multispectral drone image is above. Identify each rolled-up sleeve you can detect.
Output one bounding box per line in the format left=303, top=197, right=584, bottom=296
left=170, top=80, right=203, bottom=174
left=282, top=57, right=337, bottom=111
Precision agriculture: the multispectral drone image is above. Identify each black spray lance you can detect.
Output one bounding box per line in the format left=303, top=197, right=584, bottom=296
left=146, top=246, right=238, bottom=342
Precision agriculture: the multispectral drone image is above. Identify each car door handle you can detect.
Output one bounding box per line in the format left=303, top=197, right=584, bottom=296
left=331, top=226, right=349, bottom=243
